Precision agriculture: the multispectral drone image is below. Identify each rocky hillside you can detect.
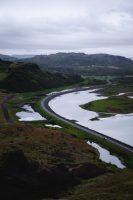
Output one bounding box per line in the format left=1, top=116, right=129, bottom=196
left=21, top=53, right=133, bottom=75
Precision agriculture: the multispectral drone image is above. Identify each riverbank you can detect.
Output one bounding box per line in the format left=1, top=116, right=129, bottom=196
left=81, top=96, right=133, bottom=114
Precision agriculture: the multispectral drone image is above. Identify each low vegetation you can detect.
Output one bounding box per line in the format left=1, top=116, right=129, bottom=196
left=99, top=76, right=133, bottom=96
left=0, top=124, right=109, bottom=199
left=81, top=96, right=133, bottom=114
left=67, top=169, right=133, bottom=200
left=21, top=53, right=133, bottom=76
left=0, top=122, right=132, bottom=199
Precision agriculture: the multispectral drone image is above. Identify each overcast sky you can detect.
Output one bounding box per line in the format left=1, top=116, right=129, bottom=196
left=0, top=0, right=133, bottom=57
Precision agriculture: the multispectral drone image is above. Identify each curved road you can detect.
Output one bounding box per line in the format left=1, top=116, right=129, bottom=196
left=41, top=87, right=133, bottom=153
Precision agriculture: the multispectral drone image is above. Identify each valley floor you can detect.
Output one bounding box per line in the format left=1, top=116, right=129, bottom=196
left=0, top=77, right=133, bottom=199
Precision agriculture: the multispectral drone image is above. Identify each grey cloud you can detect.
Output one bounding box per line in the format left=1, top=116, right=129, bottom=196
left=0, top=0, right=133, bottom=56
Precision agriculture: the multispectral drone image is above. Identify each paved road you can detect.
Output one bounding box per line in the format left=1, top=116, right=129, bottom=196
left=41, top=87, right=133, bottom=154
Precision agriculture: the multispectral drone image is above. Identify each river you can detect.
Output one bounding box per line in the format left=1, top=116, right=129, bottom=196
left=49, top=89, right=133, bottom=146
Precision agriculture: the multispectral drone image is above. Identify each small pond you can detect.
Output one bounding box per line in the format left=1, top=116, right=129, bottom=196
left=16, top=105, right=46, bottom=121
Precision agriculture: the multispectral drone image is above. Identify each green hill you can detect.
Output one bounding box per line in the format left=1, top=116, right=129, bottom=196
left=21, top=53, right=133, bottom=76
left=0, top=125, right=133, bottom=199
left=0, top=124, right=110, bottom=199
left=0, top=54, right=17, bottom=62
left=0, top=59, right=12, bottom=81
left=0, top=61, right=82, bottom=92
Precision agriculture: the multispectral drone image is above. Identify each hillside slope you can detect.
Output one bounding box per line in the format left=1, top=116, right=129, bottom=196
left=0, top=54, right=17, bottom=62
left=68, top=169, right=133, bottom=200
left=0, top=124, right=108, bottom=199
left=0, top=61, right=82, bottom=92
left=0, top=125, right=133, bottom=200
left=0, top=59, right=12, bottom=69
left=21, top=53, right=133, bottom=75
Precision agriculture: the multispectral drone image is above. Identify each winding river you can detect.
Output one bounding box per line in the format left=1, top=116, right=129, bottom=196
left=49, top=89, right=133, bottom=147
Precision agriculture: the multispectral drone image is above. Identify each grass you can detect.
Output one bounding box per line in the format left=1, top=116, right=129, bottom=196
left=0, top=83, right=80, bottom=125
left=81, top=76, right=107, bottom=86
left=19, top=82, right=81, bottom=100
left=100, top=83, right=133, bottom=96
left=0, top=124, right=99, bottom=166
left=83, top=75, right=116, bottom=81
left=67, top=169, right=133, bottom=200
left=0, top=72, right=7, bottom=81
left=0, top=125, right=132, bottom=199
left=6, top=96, right=22, bottom=123
left=81, top=96, right=133, bottom=114
left=0, top=91, right=24, bottom=124
left=0, top=124, right=112, bottom=199
left=1, top=124, right=121, bottom=200
left=0, top=111, right=6, bottom=124
left=0, top=90, right=9, bottom=124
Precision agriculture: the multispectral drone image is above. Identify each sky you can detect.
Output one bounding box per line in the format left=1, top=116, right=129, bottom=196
left=0, top=0, right=133, bottom=57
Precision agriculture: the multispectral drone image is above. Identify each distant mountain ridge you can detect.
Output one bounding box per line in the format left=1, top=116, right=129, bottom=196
left=20, top=53, right=133, bottom=76
left=0, top=54, right=17, bottom=62
left=12, top=55, right=35, bottom=59
left=1, top=53, right=133, bottom=75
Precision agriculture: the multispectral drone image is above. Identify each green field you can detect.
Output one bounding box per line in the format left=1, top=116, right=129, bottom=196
left=81, top=96, right=133, bottom=114
left=99, top=76, right=133, bottom=96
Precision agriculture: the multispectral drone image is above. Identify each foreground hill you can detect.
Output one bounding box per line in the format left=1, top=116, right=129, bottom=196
left=0, top=61, right=82, bottom=92
left=0, top=125, right=132, bottom=199
left=0, top=124, right=108, bottom=199
left=21, top=53, right=133, bottom=75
